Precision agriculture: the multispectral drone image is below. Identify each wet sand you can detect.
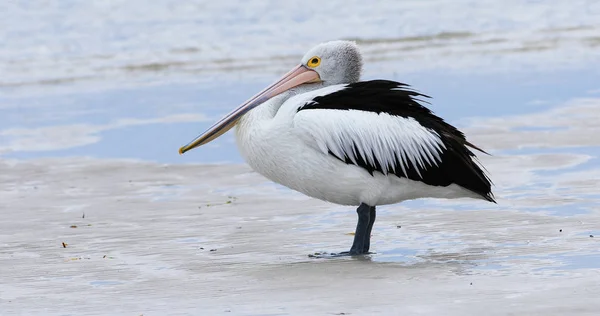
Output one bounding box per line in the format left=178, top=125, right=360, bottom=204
left=1, top=147, right=599, bottom=315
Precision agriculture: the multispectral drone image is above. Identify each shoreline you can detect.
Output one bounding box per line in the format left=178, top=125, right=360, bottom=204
left=1, top=156, right=599, bottom=315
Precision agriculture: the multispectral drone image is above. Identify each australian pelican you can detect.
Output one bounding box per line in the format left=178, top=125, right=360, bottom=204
left=179, top=40, right=495, bottom=257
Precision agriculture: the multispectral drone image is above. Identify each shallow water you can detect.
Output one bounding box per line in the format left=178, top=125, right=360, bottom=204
left=1, top=1, right=600, bottom=315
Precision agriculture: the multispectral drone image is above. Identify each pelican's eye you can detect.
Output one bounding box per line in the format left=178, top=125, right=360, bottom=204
left=307, top=56, right=321, bottom=68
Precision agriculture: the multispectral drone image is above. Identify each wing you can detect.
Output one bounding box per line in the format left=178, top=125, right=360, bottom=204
left=292, top=80, right=495, bottom=202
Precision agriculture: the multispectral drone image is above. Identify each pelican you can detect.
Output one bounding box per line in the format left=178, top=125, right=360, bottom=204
left=179, top=40, right=495, bottom=257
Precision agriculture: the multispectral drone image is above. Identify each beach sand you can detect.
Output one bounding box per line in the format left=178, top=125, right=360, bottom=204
left=1, top=150, right=599, bottom=315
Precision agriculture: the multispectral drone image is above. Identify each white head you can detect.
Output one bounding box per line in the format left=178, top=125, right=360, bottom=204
left=179, top=40, right=364, bottom=154
left=300, top=40, right=363, bottom=85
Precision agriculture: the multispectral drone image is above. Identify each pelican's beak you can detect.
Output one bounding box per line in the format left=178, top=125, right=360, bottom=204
left=179, top=64, right=321, bottom=154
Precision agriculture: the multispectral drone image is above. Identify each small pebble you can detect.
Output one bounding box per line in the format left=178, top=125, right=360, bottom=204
left=590, top=235, right=594, bottom=238
left=210, top=249, right=217, bottom=252
left=396, top=225, right=401, bottom=229
left=62, top=242, right=67, bottom=248
left=559, top=229, right=562, bottom=232
left=70, top=225, right=77, bottom=228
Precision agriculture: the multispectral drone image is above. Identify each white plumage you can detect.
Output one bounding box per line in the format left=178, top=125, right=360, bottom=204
left=295, top=109, right=446, bottom=177
left=234, top=83, right=485, bottom=207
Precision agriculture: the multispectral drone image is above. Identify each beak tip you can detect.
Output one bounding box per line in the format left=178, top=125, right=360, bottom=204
left=178, top=147, right=185, bottom=155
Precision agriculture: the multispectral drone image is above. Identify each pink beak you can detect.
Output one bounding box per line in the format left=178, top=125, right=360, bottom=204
left=179, top=64, right=320, bottom=154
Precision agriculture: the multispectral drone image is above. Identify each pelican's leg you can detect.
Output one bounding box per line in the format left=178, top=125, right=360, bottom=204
left=308, top=203, right=377, bottom=258
left=362, top=206, right=376, bottom=253
left=348, top=203, right=374, bottom=255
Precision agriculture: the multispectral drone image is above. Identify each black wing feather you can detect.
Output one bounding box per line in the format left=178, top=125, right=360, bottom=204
left=298, top=80, right=495, bottom=203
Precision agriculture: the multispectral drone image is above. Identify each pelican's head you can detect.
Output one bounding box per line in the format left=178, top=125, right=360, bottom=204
left=179, top=40, right=363, bottom=154
left=300, top=40, right=363, bottom=85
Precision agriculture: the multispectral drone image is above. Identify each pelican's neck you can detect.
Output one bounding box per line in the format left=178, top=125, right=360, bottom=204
left=239, top=82, right=326, bottom=125
left=235, top=81, right=327, bottom=177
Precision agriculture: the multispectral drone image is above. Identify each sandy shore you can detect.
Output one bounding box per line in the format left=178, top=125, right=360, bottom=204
left=1, top=154, right=599, bottom=315
left=2, top=1, right=600, bottom=314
